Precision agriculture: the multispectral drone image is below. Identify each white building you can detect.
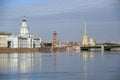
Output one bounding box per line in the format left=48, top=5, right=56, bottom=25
left=89, top=38, right=96, bottom=46
left=8, top=34, right=18, bottom=48
left=8, top=16, right=42, bottom=48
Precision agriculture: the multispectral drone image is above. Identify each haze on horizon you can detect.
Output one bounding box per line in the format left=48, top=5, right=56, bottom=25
left=0, top=0, right=120, bottom=42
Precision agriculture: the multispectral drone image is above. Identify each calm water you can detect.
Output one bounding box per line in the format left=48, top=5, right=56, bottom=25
left=0, top=51, right=120, bottom=80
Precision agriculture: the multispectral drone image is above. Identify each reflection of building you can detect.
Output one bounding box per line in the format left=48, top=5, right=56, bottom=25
left=0, top=54, right=8, bottom=72
left=82, top=21, right=88, bottom=46
left=53, top=51, right=57, bottom=72
left=83, top=51, right=88, bottom=62
left=8, top=53, right=18, bottom=72
left=82, top=51, right=88, bottom=80
left=8, top=16, right=42, bottom=48
left=0, top=53, right=42, bottom=73
left=0, top=32, right=11, bottom=48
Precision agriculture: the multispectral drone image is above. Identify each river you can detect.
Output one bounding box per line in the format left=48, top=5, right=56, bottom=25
left=0, top=51, right=120, bottom=80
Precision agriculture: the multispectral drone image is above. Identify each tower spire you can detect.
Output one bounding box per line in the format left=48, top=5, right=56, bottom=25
left=22, top=16, right=27, bottom=22
left=84, top=20, right=87, bottom=34
left=82, top=20, right=88, bottom=46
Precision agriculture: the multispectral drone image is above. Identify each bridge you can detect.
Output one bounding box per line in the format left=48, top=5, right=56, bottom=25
left=80, top=45, right=120, bottom=51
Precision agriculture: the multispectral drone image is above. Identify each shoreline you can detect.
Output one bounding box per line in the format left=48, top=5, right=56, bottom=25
left=0, top=47, right=67, bottom=53
left=0, top=48, right=40, bottom=53
left=0, top=47, right=120, bottom=53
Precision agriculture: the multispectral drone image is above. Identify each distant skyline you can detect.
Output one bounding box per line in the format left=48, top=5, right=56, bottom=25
left=0, top=0, right=120, bottom=42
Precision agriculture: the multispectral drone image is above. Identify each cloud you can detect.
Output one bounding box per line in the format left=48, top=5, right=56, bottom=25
left=0, top=0, right=120, bottom=42
left=1, top=0, right=114, bottom=16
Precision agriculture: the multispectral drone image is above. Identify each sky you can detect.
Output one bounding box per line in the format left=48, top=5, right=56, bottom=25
left=0, top=0, right=120, bottom=42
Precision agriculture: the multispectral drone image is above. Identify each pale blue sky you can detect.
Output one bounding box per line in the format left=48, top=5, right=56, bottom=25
left=0, top=0, right=120, bottom=42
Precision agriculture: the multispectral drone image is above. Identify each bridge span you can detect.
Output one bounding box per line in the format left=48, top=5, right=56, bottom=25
left=80, top=45, right=120, bottom=51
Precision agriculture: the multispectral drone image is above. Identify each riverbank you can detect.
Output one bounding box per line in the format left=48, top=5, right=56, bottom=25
left=0, top=47, right=67, bottom=53
left=0, top=47, right=120, bottom=53
left=0, top=48, right=39, bottom=53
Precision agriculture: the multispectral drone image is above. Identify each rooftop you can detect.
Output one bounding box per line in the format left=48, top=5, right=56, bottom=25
left=0, top=32, right=12, bottom=35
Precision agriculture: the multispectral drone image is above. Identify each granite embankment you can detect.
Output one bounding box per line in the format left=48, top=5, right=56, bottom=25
left=0, top=47, right=67, bottom=53
left=0, top=48, right=40, bottom=53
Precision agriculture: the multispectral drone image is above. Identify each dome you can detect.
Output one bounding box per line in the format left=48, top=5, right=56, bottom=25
left=89, top=38, right=96, bottom=46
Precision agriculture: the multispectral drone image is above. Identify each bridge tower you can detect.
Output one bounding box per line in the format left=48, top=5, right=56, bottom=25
left=82, top=21, right=88, bottom=46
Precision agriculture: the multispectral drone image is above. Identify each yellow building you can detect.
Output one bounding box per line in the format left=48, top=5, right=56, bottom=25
left=82, top=21, right=88, bottom=46
left=0, top=32, right=11, bottom=48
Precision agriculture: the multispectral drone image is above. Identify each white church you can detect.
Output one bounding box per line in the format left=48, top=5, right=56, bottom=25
left=8, top=16, right=42, bottom=48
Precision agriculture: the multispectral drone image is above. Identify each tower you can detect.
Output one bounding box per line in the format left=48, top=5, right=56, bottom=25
left=82, top=21, right=88, bottom=46
left=53, top=31, right=57, bottom=46
left=20, top=16, right=29, bottom=35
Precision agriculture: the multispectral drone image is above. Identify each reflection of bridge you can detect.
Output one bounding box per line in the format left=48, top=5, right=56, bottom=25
left=80, top=45, right=120, bottom=51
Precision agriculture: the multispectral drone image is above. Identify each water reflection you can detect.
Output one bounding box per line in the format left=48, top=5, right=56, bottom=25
left=90, top=52, right=94, bottom=60
left=53, top=51, right=57, bottom=72
left=0, top=53, right=42, bottom=73
left=82, top=51, right=96, bottom=80
left=0, top=51, right=120, bottom=80
left=82, top=51, right=88, bottom=80
left=0, top=54, right=8, bottom=73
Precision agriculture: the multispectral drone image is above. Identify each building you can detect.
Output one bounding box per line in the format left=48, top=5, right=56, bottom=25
left=33, top=37, right=42, bottom=48
left=53, top=31, right=57, bottom=46
left=8, top=34, right=18, bottom=48
left=82, top=21, right=88, bottom=46
left=8, top=16, right=42, bottom=48
left=89, top=38, right=96, bottom=46
left=0, top=32, right=11, bottom=48
left=82, top=21, right=96, bottom=46
left=17, top=16, right=33, bottom=48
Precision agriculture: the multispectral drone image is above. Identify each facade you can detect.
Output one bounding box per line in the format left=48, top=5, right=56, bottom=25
left=20, top=16, right=29, bottom=35
left=18, top=16, right=33, bottom=48
left=0, top=32, right=11, bottom=48
left=33, top=37, right=42, bottom=48
left=8, top=16, right=42, bottom=48
left=8, top=34, right=18, bottom=48
left=82, top=21, right=88, bottom=46
left=18, top=36, right=33, bottom=48
left=89, top=38, right=96, bottom=46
